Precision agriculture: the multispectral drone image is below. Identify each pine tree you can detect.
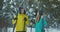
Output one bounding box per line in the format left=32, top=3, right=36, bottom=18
left=2, top=0, right=19, bottom=32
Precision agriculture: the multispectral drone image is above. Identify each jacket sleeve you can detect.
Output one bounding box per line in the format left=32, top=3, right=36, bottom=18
left=43, top=16, right=47, bottom=27
left=12, top=15, right=17, bottom=25
left=44, top=20, right=47, bottom=27
left=25, top=16, right=30, bottom=26
left=12, top=19, right=16, bottom=25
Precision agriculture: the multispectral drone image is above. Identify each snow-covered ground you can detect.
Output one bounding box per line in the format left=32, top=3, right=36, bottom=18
left=45, top=28, right=60, bottom=32
left=2, top=27, right=60, bottom=32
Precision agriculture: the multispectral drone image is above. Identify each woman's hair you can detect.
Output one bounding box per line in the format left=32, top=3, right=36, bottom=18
left=19, top=7, right=26, bottom=14
left=35, top=10, right=43, bottom=22
left=36, top=10, right=43, bottom=16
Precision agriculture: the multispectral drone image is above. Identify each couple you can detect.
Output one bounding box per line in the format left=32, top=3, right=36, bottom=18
left=12, top=7, right=47, bottom=32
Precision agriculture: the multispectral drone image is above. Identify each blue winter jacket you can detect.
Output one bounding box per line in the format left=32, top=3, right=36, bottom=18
left=35, top=16, right=47, bottom=32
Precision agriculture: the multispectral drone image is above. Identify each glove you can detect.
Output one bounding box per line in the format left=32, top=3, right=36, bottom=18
left=24, top=17, right=27, bottom=22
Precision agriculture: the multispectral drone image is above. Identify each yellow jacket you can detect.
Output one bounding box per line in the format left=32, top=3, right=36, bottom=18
left=12, top=13, right=30, bottom=31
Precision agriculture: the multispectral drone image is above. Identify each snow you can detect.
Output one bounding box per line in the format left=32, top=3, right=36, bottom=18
left=45, top=28, right=60, bottom=32
left=2, top=27, right=60, bottom=32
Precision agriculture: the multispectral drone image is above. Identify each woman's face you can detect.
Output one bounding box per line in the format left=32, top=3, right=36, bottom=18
left=21, top=9, right=24, bottom=14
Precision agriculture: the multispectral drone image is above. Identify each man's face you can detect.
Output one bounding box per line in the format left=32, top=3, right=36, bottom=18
left=21, top=9, right=24, bottom=14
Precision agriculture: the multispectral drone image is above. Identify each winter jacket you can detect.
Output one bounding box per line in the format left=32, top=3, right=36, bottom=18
left=35, top=16, right=47, bottom=32
left=12, top=13, right=30, bottom=31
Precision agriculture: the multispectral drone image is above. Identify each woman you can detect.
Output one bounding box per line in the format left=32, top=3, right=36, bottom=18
left=12, top=7, right=30, bottom=32
left=35, top=11, right=47, bottom=32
